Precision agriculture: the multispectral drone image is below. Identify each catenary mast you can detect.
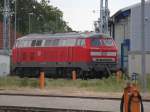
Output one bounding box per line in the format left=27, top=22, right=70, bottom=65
left=94, top=0, right=109, bottom=34
left=3, top=0, right=11, bottom=52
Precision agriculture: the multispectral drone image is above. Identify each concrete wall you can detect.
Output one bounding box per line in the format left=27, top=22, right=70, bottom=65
left=0, top=55, right=10, bottom=76
left=129, top=52, right=150, bottom=75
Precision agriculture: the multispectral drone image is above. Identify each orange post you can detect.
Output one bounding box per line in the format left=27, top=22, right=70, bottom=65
left=72, top=70, right=77, bottom=80
left=39, top=72, right=45, bottom=89
left=130, top=93, right=141, bottom=112
left=124, top=83, right=132, bottom=112
left=129, top=84, right=142, bottom=112
left=116, top=70, right=122, bottom=81
left=121, top=83, right=143, bottom=112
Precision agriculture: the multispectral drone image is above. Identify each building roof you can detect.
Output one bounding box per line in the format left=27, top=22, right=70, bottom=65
left=111, top=2, right=141, bottom=22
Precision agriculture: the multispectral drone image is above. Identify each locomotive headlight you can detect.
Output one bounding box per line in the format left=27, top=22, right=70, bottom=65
left=106, top=52, right=116, bottom=56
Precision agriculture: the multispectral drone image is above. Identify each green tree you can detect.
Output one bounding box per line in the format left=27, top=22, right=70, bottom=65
left=0, top=0, right=72, bottom=34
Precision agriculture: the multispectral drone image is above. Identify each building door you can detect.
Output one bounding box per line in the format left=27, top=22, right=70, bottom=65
left=121, top=39, right=130, bottom=70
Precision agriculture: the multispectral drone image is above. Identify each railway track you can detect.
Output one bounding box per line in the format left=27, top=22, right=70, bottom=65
left=0, top=93, right=149, bottom=112
left=0, top=93, right=149, bottom=102
left=0, top=106, right=108, bottom=112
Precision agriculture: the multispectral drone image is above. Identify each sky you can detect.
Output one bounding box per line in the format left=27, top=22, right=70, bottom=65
left=49, top=0, right=141, bottom=31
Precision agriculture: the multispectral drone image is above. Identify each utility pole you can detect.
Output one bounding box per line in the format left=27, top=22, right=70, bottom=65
left=3, top=0, right=11, bottom=52
left=141, top=0, right=146, bottom=92
left=29, top=13, right=31, bottom=33
left=28, top=13, right=33, bottom=33
left=14, top=0, right=17, bottom=42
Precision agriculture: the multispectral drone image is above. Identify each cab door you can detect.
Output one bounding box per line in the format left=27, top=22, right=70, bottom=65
left=90, top=38, right=103, bottom=62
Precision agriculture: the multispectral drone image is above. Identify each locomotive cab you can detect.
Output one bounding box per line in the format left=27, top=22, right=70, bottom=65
left=88, top=35, right=118, bottom=73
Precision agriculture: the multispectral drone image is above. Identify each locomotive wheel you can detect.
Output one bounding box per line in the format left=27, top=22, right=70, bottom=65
left=76, top=69, right=83, bottom=79
left=56, top=68, right=62, bottom=78
left=102, top=70, right=109, bottom=78
left=82, top=71, right=90, bottom=80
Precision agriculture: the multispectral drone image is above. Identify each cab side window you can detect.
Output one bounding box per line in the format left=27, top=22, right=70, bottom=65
left=77, top=39, right=85, bottom=46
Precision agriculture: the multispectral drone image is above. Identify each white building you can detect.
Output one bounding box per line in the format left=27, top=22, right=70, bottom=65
left=110, top=1, right=150, bottom=75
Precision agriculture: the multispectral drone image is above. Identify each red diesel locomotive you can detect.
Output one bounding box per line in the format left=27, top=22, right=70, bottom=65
left=12, top=32, right=118, bottom=77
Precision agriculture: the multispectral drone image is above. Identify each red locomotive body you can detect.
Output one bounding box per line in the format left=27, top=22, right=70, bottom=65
left=12, top=32, right=118, bottom=77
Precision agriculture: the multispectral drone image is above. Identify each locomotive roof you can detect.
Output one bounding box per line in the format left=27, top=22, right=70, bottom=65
left=17, top=32, right=111, bottom=41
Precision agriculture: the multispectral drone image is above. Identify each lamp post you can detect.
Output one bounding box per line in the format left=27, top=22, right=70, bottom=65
left=141, top=0, right=146, bottom=92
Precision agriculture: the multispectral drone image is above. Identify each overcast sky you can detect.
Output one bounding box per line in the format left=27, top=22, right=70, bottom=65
left=50, top=0, right=141, bottom=31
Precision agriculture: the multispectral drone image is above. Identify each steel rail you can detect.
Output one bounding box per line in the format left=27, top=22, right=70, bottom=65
left=0, top=93, right=149, bottom=102
left=0, top=106, right=111, bottom=112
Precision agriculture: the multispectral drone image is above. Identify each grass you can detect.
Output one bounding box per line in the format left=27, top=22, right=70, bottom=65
left=147, top=75, right=150, bottom=92
left=0, top=75, right=128, bottom=92
left=45, top=77, right=126, bottom=92
left=0, top=75, right=149, bottom=92
left=0, top=76, right=39, bottom=89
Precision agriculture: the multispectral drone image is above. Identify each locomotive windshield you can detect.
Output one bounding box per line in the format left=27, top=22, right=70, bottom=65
left=103, top=39, right=113, bottom=46
left=91, top=38, right=114, bottom=47
left=91, top=38, right=101, bottom=47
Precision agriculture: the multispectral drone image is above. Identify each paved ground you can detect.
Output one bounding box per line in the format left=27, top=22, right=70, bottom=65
left=0, top=95, right=150, bottom=112
left=0, top=95, right=120, bottom=112
left=0, top=89, right=150, bottom=112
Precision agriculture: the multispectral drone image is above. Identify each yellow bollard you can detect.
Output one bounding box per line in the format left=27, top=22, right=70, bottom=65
left=72, top=70, right=77, bottom=80
left=39, top=72, right=45, bottom=89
